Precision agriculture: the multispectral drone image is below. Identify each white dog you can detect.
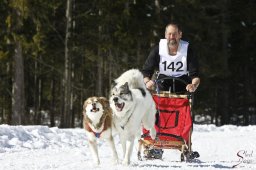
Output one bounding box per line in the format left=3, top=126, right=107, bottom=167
left=83, top=96, right=118, bottom=165
left=110, top=69, right=156, bottom=165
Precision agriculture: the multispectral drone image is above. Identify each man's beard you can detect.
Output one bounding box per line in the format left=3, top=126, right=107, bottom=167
left=168, top=39, right=177, bottom=46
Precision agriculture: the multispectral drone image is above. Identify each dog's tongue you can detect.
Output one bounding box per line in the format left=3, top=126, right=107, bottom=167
left=115, top=103, right=124, bottom=111
left=91, top=107, right=99, bottom=112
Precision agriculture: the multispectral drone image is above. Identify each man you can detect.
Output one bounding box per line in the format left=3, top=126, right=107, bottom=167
left=142, top=23, right=200, bottom=93
left=141, top=23, right=201, bottom=160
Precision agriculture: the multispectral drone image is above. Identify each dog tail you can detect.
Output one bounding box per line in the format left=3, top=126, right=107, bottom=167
left=116, top=69, right=146, bottom=89
left=127, top=69, right=145, bottom=89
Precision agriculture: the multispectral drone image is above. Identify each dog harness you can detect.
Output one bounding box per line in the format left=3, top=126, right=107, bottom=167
left=85, top=122, right=107, bottom=138
left=120, top=112, right=133, bottom=130
left=116, top=103, right=137, bottom=130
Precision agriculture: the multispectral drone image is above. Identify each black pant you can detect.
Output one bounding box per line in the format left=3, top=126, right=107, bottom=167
left=155, top=74, right=192, bottom=93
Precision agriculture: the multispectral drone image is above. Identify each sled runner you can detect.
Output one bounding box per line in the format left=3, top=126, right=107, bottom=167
left=138, top=77, right=200, bottom=161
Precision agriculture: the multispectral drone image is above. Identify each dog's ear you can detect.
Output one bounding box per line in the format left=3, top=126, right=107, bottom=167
left=82, top=98, right=90, bottom=115
left=99, top=97, right=110, bottom=109
left=111, top=80, right=117, bottom=88
left=122, top=82, right=130, bottom=92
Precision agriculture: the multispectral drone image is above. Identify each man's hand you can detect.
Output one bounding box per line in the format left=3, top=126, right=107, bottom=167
left=186, top=77, right=200, bottom=92
left=186, top=84, right=197, bottom=92
left=145, top=80, right=154, bottom=89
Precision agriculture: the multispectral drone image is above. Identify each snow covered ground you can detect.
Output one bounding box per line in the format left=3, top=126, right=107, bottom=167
left=1, top=124, right=256, bottom=170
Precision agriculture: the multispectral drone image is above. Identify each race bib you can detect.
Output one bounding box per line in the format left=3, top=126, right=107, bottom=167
left=159, top=39, right=188, bottom=77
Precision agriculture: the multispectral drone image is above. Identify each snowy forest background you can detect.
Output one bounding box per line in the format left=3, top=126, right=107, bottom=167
left=0, top=0, right=255, bottom=128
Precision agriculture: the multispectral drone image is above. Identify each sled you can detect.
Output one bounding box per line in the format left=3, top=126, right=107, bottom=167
left=138, top=77, right=200, bottom=162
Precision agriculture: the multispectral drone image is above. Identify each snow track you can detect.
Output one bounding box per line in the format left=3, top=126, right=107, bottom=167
left=1, top=124, right=256, bottom=170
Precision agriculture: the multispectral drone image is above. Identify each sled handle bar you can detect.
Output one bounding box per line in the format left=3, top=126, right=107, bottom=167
left=155, top=76, right=188, bottom=86
left=154, top=76, right=192, bottom=94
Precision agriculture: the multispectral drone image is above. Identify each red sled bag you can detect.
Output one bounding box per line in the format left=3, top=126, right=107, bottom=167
left=143, top=95, right=192, bottom=143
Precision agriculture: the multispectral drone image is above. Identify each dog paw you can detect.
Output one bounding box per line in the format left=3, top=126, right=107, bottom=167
left=111, top=158, right=119, bottom=165
left=150, top=129, right=156, bottom=140
left=122, top=159, right=130, bottom=166
left=92, top=159, right=100, bottom=166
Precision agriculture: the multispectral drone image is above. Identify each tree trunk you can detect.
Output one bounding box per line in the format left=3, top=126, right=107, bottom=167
left=155, top=0, right=160, bottom=13
left=220, top=0, right=229, bottom=125
left=107, top=49, right=113, bottom=96
left=97, top=53, right=103, bottom=96
left=12, top=41, right=25, bottom=125
left=152, top=0, right=161, bottom=46
left=97, top=9, right=103, bottom=96
left=71, top=63, right=75, bottom=128
left=34, top=55, right=42, bottom=125
left=50, top=75, right=56, bottom=127
left=6, top=62, right=12, bottom=124
left=62, top=0, right=72, bottom=128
